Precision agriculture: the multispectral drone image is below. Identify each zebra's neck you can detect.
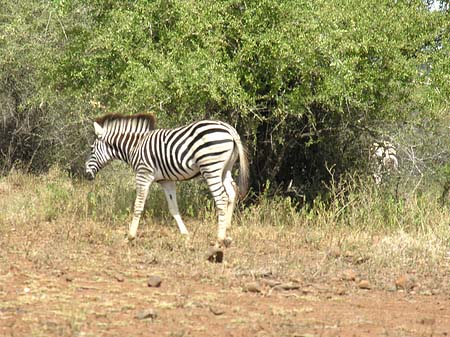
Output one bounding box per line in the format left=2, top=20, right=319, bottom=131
left=105, top=131, right=147, bottom=168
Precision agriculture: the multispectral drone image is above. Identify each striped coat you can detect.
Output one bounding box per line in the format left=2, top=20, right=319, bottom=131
left=86, top=113, right=249, bottom=246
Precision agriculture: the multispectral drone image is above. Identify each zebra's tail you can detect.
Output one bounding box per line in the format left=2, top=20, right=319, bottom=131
left=233, top=135, right=249, bottom=199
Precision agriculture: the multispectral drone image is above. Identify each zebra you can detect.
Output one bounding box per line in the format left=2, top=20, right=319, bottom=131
left=85, top=113, right=249, bottom=246
left=370, top=140, right=399, bottom=184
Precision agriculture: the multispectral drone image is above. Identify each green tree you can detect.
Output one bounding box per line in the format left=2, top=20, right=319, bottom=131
left=0, top=0, right=91, bottom=172
left=2, top=0, right=449, bottom=199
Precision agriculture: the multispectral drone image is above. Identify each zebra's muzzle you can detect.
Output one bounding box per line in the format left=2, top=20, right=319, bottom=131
left=85, top=169, right=95, bottom=180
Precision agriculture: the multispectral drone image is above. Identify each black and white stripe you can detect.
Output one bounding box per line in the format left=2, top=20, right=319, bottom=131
left=86, top=113, right=249, bottom=245
left=370, top=140, right=399, bottom=184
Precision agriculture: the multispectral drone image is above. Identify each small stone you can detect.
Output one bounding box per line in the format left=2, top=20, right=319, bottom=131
left=243, top=282, right=262, bottom=293
left=65, top=275, right=74, bottom=282
left=335, top=287, right=347, bottom=296
left=341, top=269, right=358, bottom=281
left=114, top=274, right=125, bottom=282
left=135, top=308, right=157, bottom=320
left=147, top=275, right=162, bottom=288
left=418, top=317, right=436, bottom=326
left=358, top=280, right=371, bottom=290
left=205, top=247, right=224, bottom=263
left=209, top=305, right=225, bottom=316
left=355, top=256, right=369, bottom=264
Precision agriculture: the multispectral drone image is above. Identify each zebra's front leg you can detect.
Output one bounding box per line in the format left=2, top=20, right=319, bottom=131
left=159, top=181, right=189, bottom=236
left=128, top=174, right=154, bottom=241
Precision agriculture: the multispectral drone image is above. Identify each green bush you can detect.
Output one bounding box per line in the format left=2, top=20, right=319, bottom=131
left=1, top=0, right=449, bottom=200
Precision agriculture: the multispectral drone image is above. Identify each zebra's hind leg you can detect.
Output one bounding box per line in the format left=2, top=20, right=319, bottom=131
left=204, top=175, right=229, bottom=247
left=128, top=173, right=154, bottom=241
left=223, top=171, right=237, bottom=230
left=159, top=181, right=189, bottom=236
left=220, top=171, right=236, bottom=248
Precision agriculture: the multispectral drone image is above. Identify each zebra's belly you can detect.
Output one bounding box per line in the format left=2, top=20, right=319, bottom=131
left=153, top=161, right=201, bottom=182
left=156, top=171, right=201, bottom=183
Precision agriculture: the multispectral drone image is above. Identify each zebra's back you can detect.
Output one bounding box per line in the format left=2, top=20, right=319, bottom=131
left=137, top=120, right=237, bottom=182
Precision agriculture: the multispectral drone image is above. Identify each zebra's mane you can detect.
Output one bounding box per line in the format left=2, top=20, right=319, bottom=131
left=95, top=113, right=156, bottom=134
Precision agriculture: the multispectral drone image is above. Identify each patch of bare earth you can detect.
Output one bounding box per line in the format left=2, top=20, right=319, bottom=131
left=0, top=223, right=449, bottom=337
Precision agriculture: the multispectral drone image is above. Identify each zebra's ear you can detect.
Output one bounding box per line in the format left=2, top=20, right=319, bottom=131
left=93, top=122, right=105, bottom=138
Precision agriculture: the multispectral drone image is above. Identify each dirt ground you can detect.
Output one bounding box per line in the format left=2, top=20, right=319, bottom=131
left=1, top=223, right=449, bottom=337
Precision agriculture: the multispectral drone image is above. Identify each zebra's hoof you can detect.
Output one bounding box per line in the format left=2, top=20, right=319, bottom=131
left=206, top=246, right=224, bottom=263
left=222, top=237, right=233, bottom=248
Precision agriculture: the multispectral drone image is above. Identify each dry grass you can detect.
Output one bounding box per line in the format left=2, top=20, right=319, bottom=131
left=1, top=166, right=450, bottom=336
left=1, top=166, right=449, bottom=286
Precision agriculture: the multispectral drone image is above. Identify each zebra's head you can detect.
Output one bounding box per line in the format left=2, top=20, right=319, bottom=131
left=85, top=122, right=113, bottom=180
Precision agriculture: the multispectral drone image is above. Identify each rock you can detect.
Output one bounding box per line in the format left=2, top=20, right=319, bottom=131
left=395, top=274, right=416, bottom=291
left=358, top=280, right=371, bottom=290
left=135, top=308, right=157, bottom=320
left=65, top=275, right=74, bottom=282
left=114, top=274, right=125, bottom=282
left=209, top=305, right=225, bottom=316
left=354, top=256, right=369, bottom=264
left=341, top=269, right=358, bottom=281
left=243, top=282, right=262, bottom=293
left=418, top=317, right=436, bottom=326
left=205, top=247, right=224, bottom=263
left=334, top=287, right=347, bottom=296
left=147, top=275, right=162, bottom=288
